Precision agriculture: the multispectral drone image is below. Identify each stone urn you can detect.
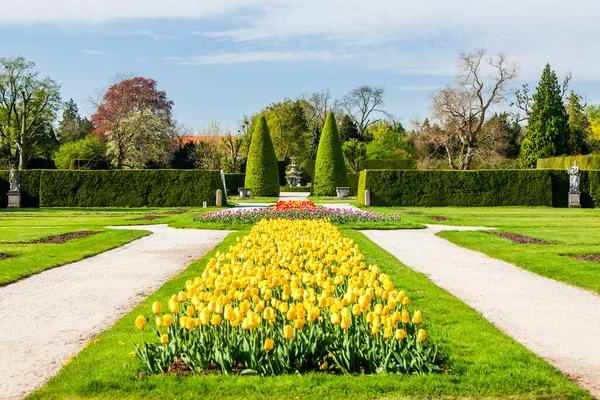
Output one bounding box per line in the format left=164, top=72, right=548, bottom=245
left=238, top=188, right=252, bottom=199
left=336, top=187, right=350, bottom=198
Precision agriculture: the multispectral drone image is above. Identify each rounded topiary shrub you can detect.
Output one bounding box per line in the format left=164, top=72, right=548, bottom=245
left=312, top=112, right=348, bottom=196
left=244, top=115, right=280, bottom=197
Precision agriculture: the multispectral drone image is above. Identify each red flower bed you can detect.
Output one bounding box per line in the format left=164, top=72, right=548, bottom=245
left=275, top=200, right=317, bottom=210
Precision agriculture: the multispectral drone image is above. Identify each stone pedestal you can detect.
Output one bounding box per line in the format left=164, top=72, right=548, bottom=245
left=238, top=188, right=251, bottom=199
left=336, top=187, right=350, bottom=198
left=568, top=191, right=581, bottom=208
left=8, top=190, right=21, bottom=208
left=364, top=190, right=371, bottom=207
left=216, top=189, right=223, bottom=207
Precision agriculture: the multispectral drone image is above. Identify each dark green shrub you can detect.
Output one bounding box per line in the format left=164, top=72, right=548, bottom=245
left=225, top=173, right=246, bottom=196
left=348, top=172, right=358, bottom=196
left=279, top=186, right=311, bottom=193
left=357, top=170, right=553, bottom=207
left=359, top=159, right=415, bottom=170
left=39, top=170, right=225, bottom=207
left=244, top=116, right=280, bottom=197
left=548, top=170, right=594, bottom=207
left=590, top=171, right=600, bottom=206
left=537, top=155, right=600, bottom=170
left=312, top=113, right=348, bottom=196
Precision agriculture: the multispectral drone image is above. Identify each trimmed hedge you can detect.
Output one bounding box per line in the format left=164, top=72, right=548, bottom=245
left=348, top=172, right=358, bottom=196
left=537, top=154, right=600, bottom=170
left=313, top=113, right=348, bottom=196
left=591, top=171, right=600, bottom=206
left=359, top=159, right=415, bottom=170
left=279, top=186, right=311, bottom=192
left=357, top=170, right=553, bottom=207
left=0, top=170, right=42, bottom=208
left=548, top=170, right=594, bottom=208
left=224, top=173, right=246, bottom=196
left=245, top=116, right=280, bottom=197
left=38, top=170, right=226, bottom=207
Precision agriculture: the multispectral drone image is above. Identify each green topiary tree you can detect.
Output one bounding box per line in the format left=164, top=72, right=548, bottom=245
left=520, top=64, right=570, bottom=168
left=312, top=112, right=348, bottom=196
left=244, top=115, right=280, bottom=196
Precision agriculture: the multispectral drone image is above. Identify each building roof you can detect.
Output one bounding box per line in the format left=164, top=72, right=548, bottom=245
left=175, top=135, right=224, bottom=145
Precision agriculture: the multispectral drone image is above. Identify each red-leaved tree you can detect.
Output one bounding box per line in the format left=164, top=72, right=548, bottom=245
left=91, top=77, right=174, bottom=168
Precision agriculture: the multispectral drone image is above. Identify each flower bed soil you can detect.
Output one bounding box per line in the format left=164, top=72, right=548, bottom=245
left=487, top=231, right=555, bottom=245
left=428, top=216, right=450, bottom=221
left=569, top=254, right=600, bottom=263
left=131, top=215, right=166, bottom=221
left=0, top=253, right=15, bottom=261
left=163, top=210, right=187, bottom=215
left=405, top=211, right=423, bottom=215
left=5, top=231, right=101, bottom=245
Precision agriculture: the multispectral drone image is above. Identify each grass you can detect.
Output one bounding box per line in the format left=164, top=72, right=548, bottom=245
left=372, top=207, right=600, bottom=295
left=0, top=208, right=220, bottom=285
left=29, top=228, right=590, bottom=400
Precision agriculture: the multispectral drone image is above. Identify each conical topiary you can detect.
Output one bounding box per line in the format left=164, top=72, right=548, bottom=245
left=244, top=115, right=280, bottom=196
left=312, top=112, right=348, bottom=196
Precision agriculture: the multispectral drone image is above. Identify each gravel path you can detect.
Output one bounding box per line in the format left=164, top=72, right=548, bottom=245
left=0, top=225, right=230, bottom=400
left=363, top=225, right=600, bottom=399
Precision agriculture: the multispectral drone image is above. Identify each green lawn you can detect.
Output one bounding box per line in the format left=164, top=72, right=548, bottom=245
left=0, top=208, right=217, bottom=285
left=370, top=206, right=600, bottom=295
left=29, top=229, right=590, bottom=400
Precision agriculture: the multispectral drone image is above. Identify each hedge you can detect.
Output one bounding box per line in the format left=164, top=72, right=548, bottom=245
left=0, top=170, right=42, bottom=208
left=359, top=159, right=415, bottom=170
left=279, top=186, right=311, bottom=192
left=224, top=173, right=246, bottom=196
left=38, top=170, right=226, bottom=207
left=313, top=113, right=348, bottom=196
left=537, top=154, right=600, bottom=170
left=348, top=172, right=358, bottom=196
left=357, top=170, right=554, bottom=207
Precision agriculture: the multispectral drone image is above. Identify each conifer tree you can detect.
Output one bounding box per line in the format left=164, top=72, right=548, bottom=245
left=520, top=64, right=570, bottom=168
left=244, top=115, right=280, bottom=196
left=312, top=112, right=348, bottom=196
left=565, top=91, right=590, bottom=155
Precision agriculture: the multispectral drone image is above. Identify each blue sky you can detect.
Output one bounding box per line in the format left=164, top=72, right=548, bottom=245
left=2, top=0, right=600, bottom=132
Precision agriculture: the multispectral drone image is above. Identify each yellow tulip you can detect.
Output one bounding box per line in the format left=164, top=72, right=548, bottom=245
left=135, top=315, right=146, bottom=330
left=341, top=315, right=351, bottom=330
left=402, top=297, right=410, bottom=306
left=179, top=316, right=187, bottom=328
left=160, top=333, right=168, bottom=344
left=169, top=300, right=179, bottom=313
left=352, top=304, right=361, bottom=316
left=264, top=337, right=274, bottom=351
left=155, top=317, right=163, bottom=327
left=412, top=310, right=422, bottom=324
left=286, top=309, right=296, bottom=321
left=186, top=317, right=195, bottom=330
left=383, top=326, right=393, bottom=339
left=401, top=310, right=410, bottom=324
left=186, top=305, right=195, bottom=317
left=162, top=314, right=173, bottom=326
left=152, top=301, right=162, bottom=314
left=331, top=313, right=340, bottom=325
left=417, top=329, right=426, bottom=342
left=395, top=329, right=406, bottom=341
left=211, top=314, right=221, bottom=326
left=178, top=291, right=187, bottom=302
left=320, top=361, right=328, bottom=370
left=295, top=318, right=306, bottom=329
left=283, top=325, right=294, bottom=339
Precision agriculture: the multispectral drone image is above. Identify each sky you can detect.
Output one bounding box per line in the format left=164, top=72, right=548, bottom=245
left=2, top=0, right=600, bottom=132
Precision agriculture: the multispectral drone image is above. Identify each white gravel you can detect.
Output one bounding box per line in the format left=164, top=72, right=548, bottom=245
left=363, top=225, right=600, bottom=399
left=0, top=224, right=231, bottom=400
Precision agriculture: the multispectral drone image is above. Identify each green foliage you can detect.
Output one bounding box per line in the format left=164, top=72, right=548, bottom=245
left=224, top=173, right=246, bottom=196
left=53, top=135, right=107, bottom=169
left=0, top=169, right=42, bottom=207
left=348, top=172, right=358, bottom=196
left=566, top=92, right=591, bottom=155
left=364, top=122, right=411, bottom=160
left=279, top=186, right=311, bottom=192
left=357, top=170, right=553, bottom=207
left=58, top=99, right=94, bottom=143
left=244, top=116, right=280, bottom=197
left=342, top=139, right=366, bottom=172
left=313, top=113, right=348, bottom=196
left=38, top=170, right=226, bottom=207
left=520, top=64, right=570, bottom=168
left=537, top=154, right=600, bottom=170
left=338, top=115, right=360, bottom=142
left=359, top=159, right=415, bottom=170
left=255, top=100, right=310, bottom=160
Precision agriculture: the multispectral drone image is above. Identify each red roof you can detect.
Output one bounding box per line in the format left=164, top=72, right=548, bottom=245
left=176, top=135, right=224, bottom=145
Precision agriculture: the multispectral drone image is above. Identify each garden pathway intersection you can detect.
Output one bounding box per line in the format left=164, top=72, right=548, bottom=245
left=0, top=224, right=231, bottom=400
left=363, top=225, right=600, bottom=398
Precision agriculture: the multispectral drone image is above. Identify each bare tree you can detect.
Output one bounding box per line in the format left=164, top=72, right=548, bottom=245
left=222, top=129, right=244, bottom=173
left=342, top=85, right=390, bottom=137
left=426, top=49, right=518, bottom=170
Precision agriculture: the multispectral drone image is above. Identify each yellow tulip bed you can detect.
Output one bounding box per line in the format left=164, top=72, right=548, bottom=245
left=134, top=219, right=438, bottom=375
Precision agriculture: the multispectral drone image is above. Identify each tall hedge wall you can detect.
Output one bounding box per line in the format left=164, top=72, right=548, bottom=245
left=224, top=173, right=246, bottom=196
left=357, top=170, right=554, bottom=207
left=537, top=155, right=600, bottom=170
left=0, top=170, right=42, bottom=208
left=38, top=170, right=226, bottom=207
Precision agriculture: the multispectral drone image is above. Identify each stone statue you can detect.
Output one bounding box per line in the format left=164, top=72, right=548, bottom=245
left=568, top=161, right=581, bottom=192
left=9, top=168, right=20, bottom=192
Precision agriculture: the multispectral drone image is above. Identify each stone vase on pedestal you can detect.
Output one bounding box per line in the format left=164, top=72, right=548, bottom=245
left=568, top=191, right=581, bottom=208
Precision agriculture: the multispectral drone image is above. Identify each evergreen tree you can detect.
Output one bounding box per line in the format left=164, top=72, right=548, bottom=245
left=308, top=126, right=321, bottom=161
left=58, top=99, right=93, bottom=143
left=566, top=91, right=590, bottom=155
left=338, top=115, right=360, bottom=142
left=312, top=112, right=348, bottom=196
left=520, top=64, right=570, bottom=168
left=244, top=115, right=280, bottom=196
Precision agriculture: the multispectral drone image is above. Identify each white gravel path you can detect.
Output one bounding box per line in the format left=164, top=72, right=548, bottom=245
left=363, top=225, right=600, bottom=399
left=0, top=224, right=231, bottom=400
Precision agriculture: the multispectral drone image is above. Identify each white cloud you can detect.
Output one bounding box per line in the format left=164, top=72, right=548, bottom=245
left=134, top=30, right=181, bottom=40
left=80, top=48, right=104, bottom=55
left=164, top=50, right=349, bottom=65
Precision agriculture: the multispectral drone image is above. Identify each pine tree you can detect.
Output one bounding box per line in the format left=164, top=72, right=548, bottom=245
left=520, top=64, right=570, bottom=168
left=338, top=115, right=360, bottom=142
left=58, top=99, right=93, bottom=143
left=244, top=115, right=280, bottom=196
left=312, top=112, right=348, bottom=196
left=566, top=91, right=590, bottom=155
